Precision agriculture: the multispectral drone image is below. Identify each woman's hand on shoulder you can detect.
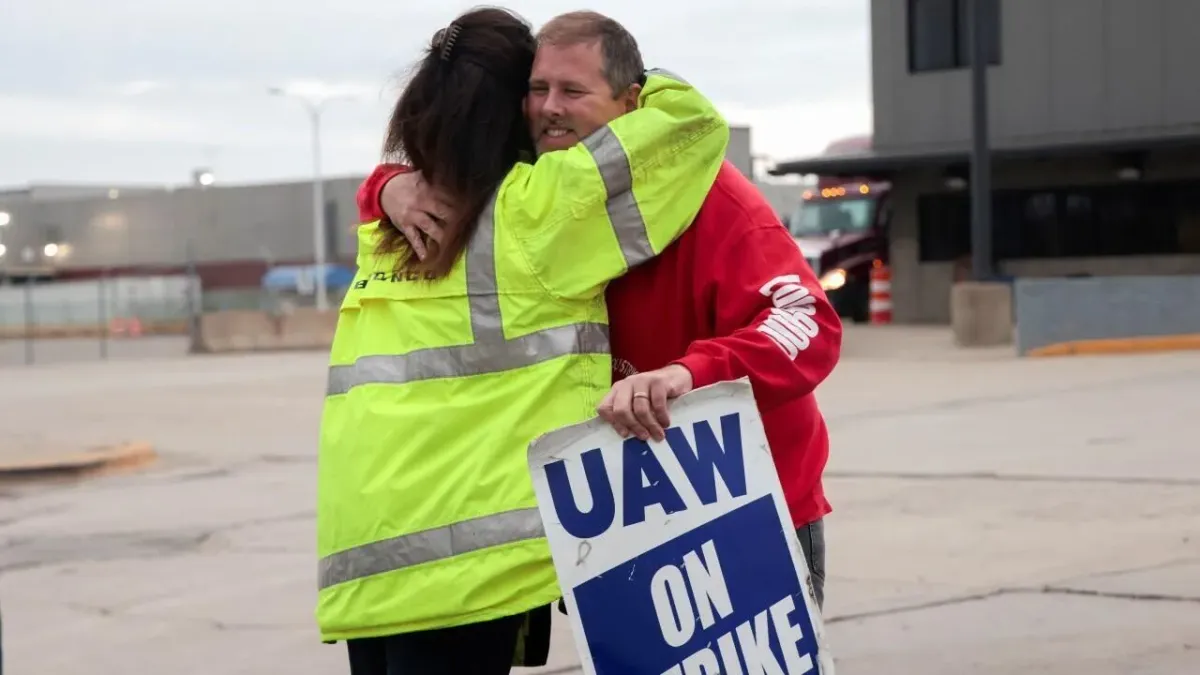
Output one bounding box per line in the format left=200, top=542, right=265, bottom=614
left=381, top=172, right=458, bottom=260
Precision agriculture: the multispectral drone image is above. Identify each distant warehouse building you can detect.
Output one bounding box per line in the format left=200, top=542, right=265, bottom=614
left=0, top=177, right=365, bottom=310
left=771, top=0, right=1200, bottom=324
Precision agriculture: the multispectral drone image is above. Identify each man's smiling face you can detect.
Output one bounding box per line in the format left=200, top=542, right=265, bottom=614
left=525, top=40, right=637, bottom=154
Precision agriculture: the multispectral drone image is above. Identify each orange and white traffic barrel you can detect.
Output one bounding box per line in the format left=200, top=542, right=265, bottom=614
left=108, top=317, right=144, bottom=338
left=869, top=262, right=892, bottom=325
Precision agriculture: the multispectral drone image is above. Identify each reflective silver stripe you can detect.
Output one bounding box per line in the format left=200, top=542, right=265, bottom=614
left=466, top=196, right=503, bottom=342
left=583, top=126, right=656, bottom=268
left=319, top=507, right=545, bottom=590
left=326, top=322, right=609, bottom=395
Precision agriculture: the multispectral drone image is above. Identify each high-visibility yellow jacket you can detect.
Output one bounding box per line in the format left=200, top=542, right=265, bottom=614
left=316, top=69, right=729, bottom=642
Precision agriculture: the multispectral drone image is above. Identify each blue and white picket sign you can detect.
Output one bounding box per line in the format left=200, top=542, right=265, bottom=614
left=528, top=378, right=834, bottom=675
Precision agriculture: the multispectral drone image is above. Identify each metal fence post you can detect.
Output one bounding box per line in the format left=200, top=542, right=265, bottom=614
left=22, top=278, right=33, bottom=366
left=98, top=271, right=109, bottom=360
left=969, top=0, right=994, bottom=281
left=186, top=241, right=202, bottom=353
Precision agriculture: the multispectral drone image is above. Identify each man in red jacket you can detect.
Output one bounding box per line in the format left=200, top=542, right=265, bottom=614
left=354, top=11, right=842, bottom=608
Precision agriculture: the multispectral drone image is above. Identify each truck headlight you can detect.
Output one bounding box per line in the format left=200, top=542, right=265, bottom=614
left=819, top=268, right=847, bottom=291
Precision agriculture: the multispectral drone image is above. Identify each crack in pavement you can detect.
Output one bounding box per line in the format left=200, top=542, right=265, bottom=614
left=1039, top=586, right=1200, bottom=603
left=825, top=589, right=1015, bottom=624
left=826, top=585, right=1200, bottom=624
left=0, top=531, right=215, bottom=573
left=824, top=470, right=1200, bottom=487
left=1073, top=556, right=1200, bottom=581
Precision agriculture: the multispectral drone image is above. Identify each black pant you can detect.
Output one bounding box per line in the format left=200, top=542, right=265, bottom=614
left=796, top=518, right=826, bottom=610
left=346, top=613, right=524, bottom=675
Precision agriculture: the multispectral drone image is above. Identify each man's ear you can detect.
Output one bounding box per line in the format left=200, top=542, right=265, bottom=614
left=622, top=83, right=642, bottom=112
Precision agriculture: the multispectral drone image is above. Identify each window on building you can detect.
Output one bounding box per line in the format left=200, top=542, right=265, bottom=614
left=918, top=180, right=1200, bottom=262
left=908, top=0, right=1001, bottom=73
left=917, top=192, right=969, bottom=262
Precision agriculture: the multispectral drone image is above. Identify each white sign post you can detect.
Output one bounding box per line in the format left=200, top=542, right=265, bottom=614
left=528, top=378, right=834, bottom=675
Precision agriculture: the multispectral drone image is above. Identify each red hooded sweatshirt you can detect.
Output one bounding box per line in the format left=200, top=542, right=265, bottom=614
left=356, top=161, right=842, bottom=527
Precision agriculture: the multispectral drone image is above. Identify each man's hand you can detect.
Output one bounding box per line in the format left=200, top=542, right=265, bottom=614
left=597, top=364, right=694, bottom=442
left=380, top=172, right=457, bottom=260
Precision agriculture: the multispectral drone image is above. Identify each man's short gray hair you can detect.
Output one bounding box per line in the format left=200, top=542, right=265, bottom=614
left=537, top=11, right=645, bottom=98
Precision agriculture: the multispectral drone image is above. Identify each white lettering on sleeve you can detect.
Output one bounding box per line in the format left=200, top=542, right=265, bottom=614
left=755, top=275, right=820, bottom=359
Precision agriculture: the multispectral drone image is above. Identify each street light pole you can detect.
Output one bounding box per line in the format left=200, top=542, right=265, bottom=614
left=0, top=211, right=9, bottom=287
left=968, top=0, right=994, bottom=281
left=307, top=101, right=327, bottom=311
left=269, top=86, right=343, bottom=312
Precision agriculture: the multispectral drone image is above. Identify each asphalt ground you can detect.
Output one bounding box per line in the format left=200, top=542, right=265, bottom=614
left=1, top=327, right=1197, bottom=674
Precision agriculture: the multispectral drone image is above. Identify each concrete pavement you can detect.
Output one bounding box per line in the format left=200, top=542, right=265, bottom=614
left=1, top=326, right=1198, bottom=673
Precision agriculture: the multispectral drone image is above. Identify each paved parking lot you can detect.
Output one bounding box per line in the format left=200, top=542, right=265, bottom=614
left=2, top=327, right=1198, bottom=674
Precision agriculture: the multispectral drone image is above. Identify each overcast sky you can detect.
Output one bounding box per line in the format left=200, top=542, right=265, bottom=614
left=0, top=0, right=871, bottom=188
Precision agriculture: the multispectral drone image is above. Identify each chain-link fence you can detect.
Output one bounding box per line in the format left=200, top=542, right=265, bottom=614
left=0, top=272, right=200, bottom=366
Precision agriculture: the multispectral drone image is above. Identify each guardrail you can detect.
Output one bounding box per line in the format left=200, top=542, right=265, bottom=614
left=1013, top=275, right=1200, bottom=356
left=193, top=308, right=337, bottom=353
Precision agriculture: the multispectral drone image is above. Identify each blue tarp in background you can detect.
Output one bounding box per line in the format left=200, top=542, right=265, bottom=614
left=260, top=264, right=355, bottom=292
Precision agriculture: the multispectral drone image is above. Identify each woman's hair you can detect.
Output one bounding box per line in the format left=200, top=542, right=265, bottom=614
left=377, top=7, right=537, bottom=277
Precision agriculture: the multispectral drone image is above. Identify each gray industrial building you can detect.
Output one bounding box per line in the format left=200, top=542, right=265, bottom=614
left=772, top=0, right=1200, bottom=323
left=0, top=177, right=362, bottom=284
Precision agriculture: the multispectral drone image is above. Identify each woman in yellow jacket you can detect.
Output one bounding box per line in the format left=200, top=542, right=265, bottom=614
left=317, top=7, right=729, bottom=673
